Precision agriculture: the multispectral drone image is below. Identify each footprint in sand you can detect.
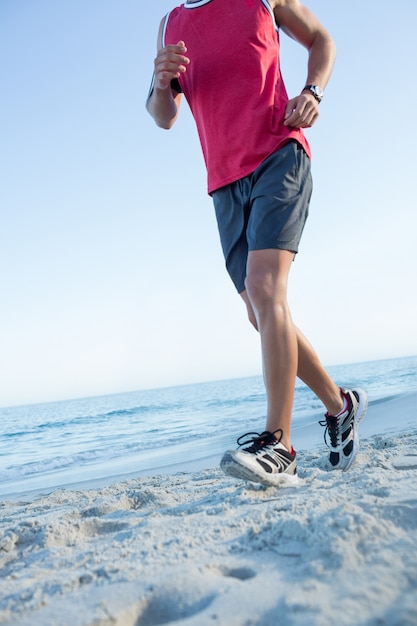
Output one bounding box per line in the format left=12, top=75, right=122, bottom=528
left=134, top=565, right=256, bottom=625
left=135, top=585, right=215, bottom=626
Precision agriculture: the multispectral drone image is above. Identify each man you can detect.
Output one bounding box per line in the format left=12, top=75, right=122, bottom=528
left=146, top=0, right=367, bottom=486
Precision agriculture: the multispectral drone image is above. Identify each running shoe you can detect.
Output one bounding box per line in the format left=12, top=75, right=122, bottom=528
left=220, top=429, right=298, bottom=486
left=320, top=388, right=368, bottom=470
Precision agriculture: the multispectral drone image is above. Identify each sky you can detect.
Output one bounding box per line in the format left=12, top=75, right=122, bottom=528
left=1, top=0, right=416, bottom=407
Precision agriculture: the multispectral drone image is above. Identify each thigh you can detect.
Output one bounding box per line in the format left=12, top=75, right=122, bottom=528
left=247, top=142, right=312, bottom=254
left=212, top=179, right=251, bottom=294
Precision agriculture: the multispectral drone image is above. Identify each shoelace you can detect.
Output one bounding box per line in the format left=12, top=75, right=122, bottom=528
left=319, top=416, right=339, bottom=448
left=236, top=428, right=284, bottom=453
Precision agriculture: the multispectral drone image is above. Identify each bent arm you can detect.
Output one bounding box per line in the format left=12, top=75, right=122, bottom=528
left=272, top=0, right=336, bottom=128
left=146, top=19, right=189, bottom=129
left=274, top=0, right=336, bottom=89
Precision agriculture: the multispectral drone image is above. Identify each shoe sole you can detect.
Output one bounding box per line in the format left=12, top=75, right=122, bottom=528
left=342, top=387, right=368, bottom=471
left=220, top=451, right=299, bottom=487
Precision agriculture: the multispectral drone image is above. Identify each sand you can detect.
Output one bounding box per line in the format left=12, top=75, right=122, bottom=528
left=1, top=393, right=417, bottom=626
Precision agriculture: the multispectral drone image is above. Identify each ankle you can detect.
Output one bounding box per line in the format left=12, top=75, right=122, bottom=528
left=277, top=435, right=292, bottom=453
left=267, top=428, right=291, bottom=453
left=326, top=388, right=347, bottom=417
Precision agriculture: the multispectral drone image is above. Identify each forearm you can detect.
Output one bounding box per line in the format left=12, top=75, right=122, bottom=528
left=146, top=85, right=179, bottom=129
left=146, top=37, right=189, bottom=130
left=305, top=31, right=336, bottom=89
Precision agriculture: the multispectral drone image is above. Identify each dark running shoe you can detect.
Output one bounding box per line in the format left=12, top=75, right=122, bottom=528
left=320, top=388, right=368, bottom=471
left=220, top=429, right=298, bottom=486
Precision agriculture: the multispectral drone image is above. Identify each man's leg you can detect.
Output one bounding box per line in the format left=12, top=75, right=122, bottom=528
left=219, top=247, right=299, bottom=485
left=244, top=248, right=298, bottom=452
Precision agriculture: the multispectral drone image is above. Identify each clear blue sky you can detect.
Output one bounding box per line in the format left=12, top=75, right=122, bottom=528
left=1, top=0, right=416, bottom=407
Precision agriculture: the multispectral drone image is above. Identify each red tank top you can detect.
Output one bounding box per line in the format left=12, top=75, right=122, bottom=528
left=164, top=0, right=311, bottom=194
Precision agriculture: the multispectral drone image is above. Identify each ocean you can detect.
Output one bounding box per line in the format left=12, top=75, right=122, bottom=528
left=1, top=355, right=416, bottom=498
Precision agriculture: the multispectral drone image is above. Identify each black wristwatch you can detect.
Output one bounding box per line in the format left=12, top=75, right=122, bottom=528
left=302, top=85, right=324, bottom=103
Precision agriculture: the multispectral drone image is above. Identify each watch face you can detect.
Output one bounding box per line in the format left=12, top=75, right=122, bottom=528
left=303, top=85, right=324, bottom=101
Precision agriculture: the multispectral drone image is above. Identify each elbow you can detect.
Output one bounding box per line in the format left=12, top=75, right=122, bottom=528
left=156, top=118, right=176, bottom=130
left=146, top=100, right=178, bottom=130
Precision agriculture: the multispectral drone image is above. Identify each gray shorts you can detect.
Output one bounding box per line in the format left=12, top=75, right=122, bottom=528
left=212, top=141, right=313, bottom=293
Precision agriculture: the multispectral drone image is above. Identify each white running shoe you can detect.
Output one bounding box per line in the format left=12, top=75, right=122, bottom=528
left=320, top=388, right=368, bottom=470
left=220, top=428, right=298, bottom=486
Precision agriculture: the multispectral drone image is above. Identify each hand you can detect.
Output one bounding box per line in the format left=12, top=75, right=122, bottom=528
left=283, top=93, right=320, bottom=128
left=154, top=41, right=190, bottom=90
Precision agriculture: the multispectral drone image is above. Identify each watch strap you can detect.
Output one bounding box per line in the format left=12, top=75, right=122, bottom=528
left=302, top=84, right=323, bottom=103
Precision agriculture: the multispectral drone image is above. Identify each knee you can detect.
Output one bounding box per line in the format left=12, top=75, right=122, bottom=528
left=245, top=271, right=274, bottom=311
left=245, top=271, right=288, bottom=319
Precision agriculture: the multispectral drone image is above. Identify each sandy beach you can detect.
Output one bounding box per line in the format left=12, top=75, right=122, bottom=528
left=1, top=393, right=417, bottom=626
